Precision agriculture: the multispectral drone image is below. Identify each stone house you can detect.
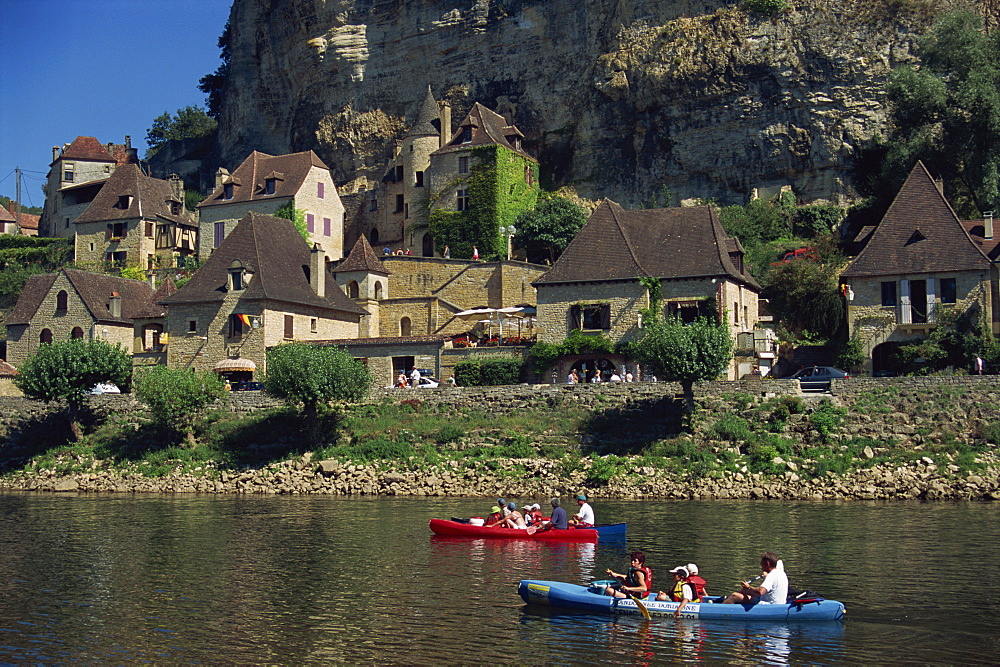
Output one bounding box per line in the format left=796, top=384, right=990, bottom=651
left=73, top=164, right=198, bottom=271
left=534, top=200, right=762, bottom=381
left=324, top=235, right=546, bottom=384
left=5, top=268, right=174, bottom=368
left=0, top=360, right=20, bottom=397
left=196, top=150, right=344, bottom=262
left=840, top=162, right=994, bottom=374
left=39, top=136, right=134, bottom=238
left=0, top=202, right=39, bottom=237
left=160, top=212, right=367, bottom=381
left=0, top=206, right=16, bottom=236
left=348, top=88, right=538, bottom=259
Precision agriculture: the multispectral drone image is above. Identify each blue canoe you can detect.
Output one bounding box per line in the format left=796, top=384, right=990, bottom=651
left=518, top=580, right=845, bottom=622
left=593, top=523, right=626, bottom=540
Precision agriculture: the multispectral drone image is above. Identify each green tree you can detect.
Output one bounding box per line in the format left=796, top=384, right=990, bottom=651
left=513, top=195, right=588, bottom=264
left=264, top=343, right=372, bottom=445
left=718, top=199, right=793, bottom=249
left=198, top=20, right=231, bottom=120
left=145, top=106, right=218, bottom=158
left=13, top=339, right=132, bottom=440
left=630, top=317, right=733, bottom=413
left=884, top=11, right=1000, bottom=216
left=133, top=366, right=227, bottom=447
left=761, top=258, right=844, bottom=340
left=274, top=201, right=309, bottom=242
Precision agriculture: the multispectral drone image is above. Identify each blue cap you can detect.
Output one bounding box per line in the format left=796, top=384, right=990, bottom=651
left=507, top=501, right=516, bottom=510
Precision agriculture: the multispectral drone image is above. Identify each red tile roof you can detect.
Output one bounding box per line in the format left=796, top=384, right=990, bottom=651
left=52, top=136, right=117, bottom=164
left=0, top=360, right=18, bottom=375
left=841, top=162, right=991, bottom=277
left=334, top=235, right=389, bottom=274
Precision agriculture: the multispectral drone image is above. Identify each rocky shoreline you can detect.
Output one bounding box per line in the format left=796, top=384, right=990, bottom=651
left=3, top=451, right=998, bottom=501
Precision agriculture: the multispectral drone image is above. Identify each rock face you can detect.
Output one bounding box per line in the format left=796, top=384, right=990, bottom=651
left=216, top=0, right=994, bottom=205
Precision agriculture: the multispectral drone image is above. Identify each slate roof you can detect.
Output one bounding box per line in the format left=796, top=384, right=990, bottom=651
left=74, top=164, right=189, bottom=224
left=962, top=219, right=1000, bottom=260
left=841, top=162, right=991, bottom=278
left=197, top=150, right=329, bottom=209
left=133, top=276, right=177, bottom=318
left=432, top=103, right=536, bottom=162
left=52, top=136, right=117, bottom=164
left=535, top=200, right=760, bottom=289
left=160, top=211, right=367, bottom=315
left=406, top=86, right=442, bottom=138
left=6, top=269, right=159, bottom=326
left=334, top=235, right=389, bottom=275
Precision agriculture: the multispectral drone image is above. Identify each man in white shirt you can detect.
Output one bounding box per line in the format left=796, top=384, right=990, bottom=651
left=723, top=552, right=788, bottom=604
left=409, top=367, right=421, bottom=388
left=571, top=493, right=595, bottom=526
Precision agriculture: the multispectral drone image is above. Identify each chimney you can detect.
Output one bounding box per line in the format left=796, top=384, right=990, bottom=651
left=215, top=167, right=230, bottom=190
left=125, top=135, right=132, bottom=149
left=310, top=243, right=325, bottom=298
left=109, top=292, right=122, bottom=318
left=439, top=102, right=452, bottom=148
left=169, top=173, right=184, bottom=201
left=934, top=177, right=945, bottom=195
left=986, top=211, right=995, bottom=241
left=126, top=147, right=139, bottom=164
left=52, top=146, right=60, bottom=161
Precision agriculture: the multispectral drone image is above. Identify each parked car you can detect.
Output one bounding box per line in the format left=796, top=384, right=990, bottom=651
left=233, top=381, right=264, bottom=391
left=789, top=366, right=849, bottom=391
left=90, top=382, right=121, bottom=395
left=416, top=376, right=439, bottom=388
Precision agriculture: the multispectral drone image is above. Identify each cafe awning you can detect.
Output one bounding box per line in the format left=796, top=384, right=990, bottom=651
left=213, top=357, right=257, bottom=372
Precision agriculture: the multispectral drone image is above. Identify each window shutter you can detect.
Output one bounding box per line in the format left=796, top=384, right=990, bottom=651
left=900, top=279, right=911, bottom=324
left=106, top=224, right=112, bottom=240
left=926, top=280, right=936, bottom=322
left=284, top=314, right=294, bottom=339
left=600, top=304, right=611, bottom=329
left=570, top=305, right=581, bottom=329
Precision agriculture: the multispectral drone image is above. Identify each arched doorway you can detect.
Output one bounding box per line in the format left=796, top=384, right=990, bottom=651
left=570, top=356, right=620, bottom=383
left=422, top=233, right=434, bottom=257
left=400, top=317, right=411, bottom=336
left=71, top=327, right=84, bottom=339
left=40, top=328, right=52, bottom=344
left=872, top=341, right=901, bottom=375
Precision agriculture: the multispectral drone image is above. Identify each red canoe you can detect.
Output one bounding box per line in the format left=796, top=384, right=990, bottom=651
left=428, top=519, right=598, bottom=542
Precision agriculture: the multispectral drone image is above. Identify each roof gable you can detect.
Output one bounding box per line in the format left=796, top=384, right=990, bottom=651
left=7, top=270, right=160, bottom=326
left=842, top=162, right=990, bottom=277
left=433, top=103, right=535, bottom=161
left=334, top=235, right=390, bottom=275
left=74, top=164, right=188, bottom=224
left=536, top=200, right=759, bottom=289
left=54, top=136, right=116, bottom=164
left=198, top=150, right=330, bottom=209
left=161, top=212, right=366, bottom=315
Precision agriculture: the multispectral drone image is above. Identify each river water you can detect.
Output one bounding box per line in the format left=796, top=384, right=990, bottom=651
left=0, top=492, right=997, bottom=664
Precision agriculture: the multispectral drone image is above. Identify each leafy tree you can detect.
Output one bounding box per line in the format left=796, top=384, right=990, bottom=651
left=718, top=199, right=793, bottom=249
left=13, top=339, right=132, bottom=440
left=513, top=195, right=588, bottom=264
left=264, top=343, right=372, bottom=445
left=630, top=317, right=733, bottom=413
left=274, top=201, right=309, bottom=242
left=145, top=106, right=218, bottom=158
left=133, top=366, right=226, bottom=447
left=198, top=20, right=231, bottom=119
left=884, top=11, right=1000, bottom=216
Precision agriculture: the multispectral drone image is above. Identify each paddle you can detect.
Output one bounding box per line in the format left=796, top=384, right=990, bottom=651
left=626, top=590, right=651, bottom=620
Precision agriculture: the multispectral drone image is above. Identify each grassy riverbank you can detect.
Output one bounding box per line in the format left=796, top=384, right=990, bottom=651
left=2, top=388, right=999, bottom=499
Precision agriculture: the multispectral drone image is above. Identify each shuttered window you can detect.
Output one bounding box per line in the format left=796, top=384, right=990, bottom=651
left=284, top=314, right=294, bottom=340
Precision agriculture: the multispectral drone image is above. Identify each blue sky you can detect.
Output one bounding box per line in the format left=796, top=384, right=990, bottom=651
left=0, top=0, right=232, bottom=208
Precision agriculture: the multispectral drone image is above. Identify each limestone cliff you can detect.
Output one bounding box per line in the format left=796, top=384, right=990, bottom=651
left=215, top=0, right=997, bottom=206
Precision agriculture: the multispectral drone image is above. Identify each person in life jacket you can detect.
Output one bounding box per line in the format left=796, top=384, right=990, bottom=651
left=685, top=562, right=708, bottom=600
left=604, top=551, right=653, bottom=599
left=484, top=506, right=504, bottom=528
left=656, top=566, right=696, bottom=617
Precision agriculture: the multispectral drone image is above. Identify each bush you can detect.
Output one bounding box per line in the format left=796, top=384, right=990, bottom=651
left=810, top=401, right=847, bottom=438
left=453, top=357, right=521, bottom=386
left=133, top=366, right=227, bottom=446
left=982, top=420, right=1000, bottom=445
left=436, top=424, right=465, bottom=444
left=740, top=0, right=789, bottom=15
left=708, top=414, right=753, bottom=442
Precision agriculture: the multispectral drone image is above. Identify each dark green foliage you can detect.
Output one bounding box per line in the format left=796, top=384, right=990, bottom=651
left=274, top=201, right=309, bottom=241
left=809, top=401, right=847, bottom=438
left=528, top=341, right=562, bottom=376
left=133, top=366, right=227, bottom=446
left=835, top=337, right=868, bottom=373
left=981, top=420, right=1000, bottom=445
left=740, top=0, right=789, bottom=15
left=513, top=195, right=587, bottom=264
left=884, top=11, right=1000, bottom=216
left=198, top=20, right=231, bottom=119
left=436, top=424, right=465, bottom=444
left=791, top=205, right=845, bottom=237
left=761, top=255, right=845, bottom=339
left=453, top=357, right=522, bottom=386
left=709, top=414, right=752, bottom=442
left=145, top=106, right=217, bottom=158
left=561, top=328, right=615, bottom=355
left=718, top=199, right=792, bottom=249
left=0, top=196, right=41, bottom=216
left=0, top=237, right=72, bottom=310
left=14, top=339, right=132, bottom=440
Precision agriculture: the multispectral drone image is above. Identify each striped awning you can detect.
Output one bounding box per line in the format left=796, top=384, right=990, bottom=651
left=213, top=357, right=257, bottom=372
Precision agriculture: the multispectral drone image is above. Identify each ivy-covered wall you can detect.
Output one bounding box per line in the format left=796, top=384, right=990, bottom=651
left=428, top=145, right=539, bottom=260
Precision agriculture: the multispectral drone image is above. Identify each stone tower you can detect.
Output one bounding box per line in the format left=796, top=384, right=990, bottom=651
left=333, top=235, right=390, bottom=337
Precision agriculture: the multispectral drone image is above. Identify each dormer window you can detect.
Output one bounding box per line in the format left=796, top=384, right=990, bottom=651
left=264, top=178, right=276, bottom=195
left=228, top=259, right=249, bottom=291
left=461, top=126, right=472, bottom=143
left=223, top=183, right=234, bottom=199
left=170, top=200, right=182, bottom=215
left=115, top=195, right=133, bottom=210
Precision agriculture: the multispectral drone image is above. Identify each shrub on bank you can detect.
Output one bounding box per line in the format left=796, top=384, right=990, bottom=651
left=453, top=357, right=522, bottom=386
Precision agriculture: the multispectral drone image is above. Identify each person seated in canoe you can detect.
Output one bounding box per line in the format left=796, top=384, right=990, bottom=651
left=497, top=497, right=512, bottom=519
left=504, top=502, right=529, bottom=529
left=527, top=503, right=544, bottom=525
left=685, top=562, right=709, bottom=600
left=535, top=497, right=568, bottom=532
left=520, top=503, right=536, bottom=525
left=569, top=493, right=595, bottom=527
left=484, top=505, right=505, bottom=528
left=722, top=551, right=788, bottom=605
left=604, top=551, right=652, bottom=599
left=656, top=565, right=698, bottom=616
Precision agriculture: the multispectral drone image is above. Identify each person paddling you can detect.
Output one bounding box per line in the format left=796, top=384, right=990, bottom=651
left=605, top=551, right=652, bottom=599
left=535, top=497, right=568, bottom=532
left=723, top=551, right=788, bottom=605
left=570, top=493, right=595, bottom=527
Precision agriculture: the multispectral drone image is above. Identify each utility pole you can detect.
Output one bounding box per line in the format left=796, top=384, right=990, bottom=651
left=14, top=166, right=22, bottom=226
